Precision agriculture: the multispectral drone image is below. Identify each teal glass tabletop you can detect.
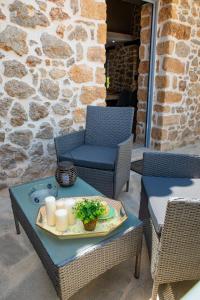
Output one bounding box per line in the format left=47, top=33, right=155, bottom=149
left=10, top=176, right=142, bottom=267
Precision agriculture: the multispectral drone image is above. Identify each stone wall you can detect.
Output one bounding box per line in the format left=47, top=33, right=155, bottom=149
left=107, top=44, right=139, bottom=93
left=0, top=0, right=106, bottom=188
left=137, top=0, right=200, bottom=149
left=152, top=0, right=200, bottom=150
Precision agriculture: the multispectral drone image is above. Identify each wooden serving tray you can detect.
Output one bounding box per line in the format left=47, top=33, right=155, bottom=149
left=36, top=196, right=128, bottom=239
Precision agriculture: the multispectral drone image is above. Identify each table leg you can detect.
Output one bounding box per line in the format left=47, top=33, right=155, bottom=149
left=13, top=213, right=21, bottom=235
left=134, top=237, right=142, bottom=279
left=134, top=252, right=141, bottom=279
left=126, top=180, right=129, bottom=192
left=10, top=196, right=21, bottom=234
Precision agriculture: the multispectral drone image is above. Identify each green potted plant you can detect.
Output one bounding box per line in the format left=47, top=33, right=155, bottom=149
left=74, top=199, right=105, bottom=231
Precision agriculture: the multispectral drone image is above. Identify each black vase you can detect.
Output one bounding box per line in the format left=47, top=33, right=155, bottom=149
left=55, top=161, right=77, bottom=187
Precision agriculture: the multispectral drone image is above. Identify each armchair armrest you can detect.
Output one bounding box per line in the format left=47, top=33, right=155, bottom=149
left=143, top=152, right=200, bottom=178
left=114, top=135, right=133, bottom=197
left=117, top=136, right=133, bottom=155
left=54, top=130, right=85, bottom=158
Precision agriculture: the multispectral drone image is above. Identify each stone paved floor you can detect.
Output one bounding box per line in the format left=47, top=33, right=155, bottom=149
left=0, top=142, right=200, bottom=300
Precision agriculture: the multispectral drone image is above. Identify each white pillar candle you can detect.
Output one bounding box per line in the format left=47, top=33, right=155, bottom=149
left=55, top=209, right=68, bottom=232
left=45, top=196, right=56, bottom=226
left=56, top=199, right=65, bottom=209
left=64, top=198, right=76, bottom=225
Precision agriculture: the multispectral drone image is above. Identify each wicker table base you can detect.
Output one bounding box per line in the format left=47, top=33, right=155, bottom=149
left=10, top=177, right=143, bottom=300
left=159, top=281, right=198, bottom=300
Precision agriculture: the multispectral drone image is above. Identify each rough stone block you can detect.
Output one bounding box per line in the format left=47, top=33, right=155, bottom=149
left=9, top=130, right=33, bottom=147
left=157, top=91, right=182, bottom=103
left=73, top=108, right=86, bottom=123
left=80, top=0, right=106, bottom=20
left=175, top=41, right=190, bottom=57
left=157, top=41, right=175, bottom=55
left=80, top=86, right=106, bottom=104
left=137, top=111, right=146, bottom=122
left=138, top=61, right=149, bottom=74
left=156, top=76, right=170, bottom=89
left=68, top=25, right=88, bottom=41
left=9, top=0, right=49, bottom=28
left=141, top=3, right=152, bottom=16
left=158, top=5, right=178, bottom=23
left=0, top=25, right=28, bottom=56
left=39, top=79, right=59, bottom=100
left=95, top=67, right=105, bottom=84
left=97, top=23, right=107, bottom=44
left=157, top=115, right=180, bottom=126
left=137, top=89, right=148, bottom=102
left=3, top=60, right=27, bottom=78
left=4, top=80, right=35, bottom=99
left=10, top=102, right=28, bottom=126
left=141, top=16, right=151, bottom=28
left=40, top=33, right=73, bottom=59
left=154, top=104, right=171, bottom=113
left=151, top=127, right=168, bottom=140
left=140, top=29, right=151, bottom=44
left=162, top=57, right=185, bottom=74
left=69, top=64, right=93, bottom=83
left=0, top=8, right=6, bottom=20
left=87, top=47, right=105, bottom=63
left=29, top=102, right=49, bottom=121
left=49, top=7, right=69, bottom=20
left=161, top=22, right=191, bottom=40
left=36, top=122, right=53, bottom=139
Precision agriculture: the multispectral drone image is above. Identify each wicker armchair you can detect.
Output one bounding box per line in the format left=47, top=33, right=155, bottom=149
left=55, top=106, right=134, bottom=198
left=139, top=152, right=200, bottom=300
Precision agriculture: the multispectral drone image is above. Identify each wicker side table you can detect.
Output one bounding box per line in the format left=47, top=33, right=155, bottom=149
left=9, top=176, right=143, bottom=300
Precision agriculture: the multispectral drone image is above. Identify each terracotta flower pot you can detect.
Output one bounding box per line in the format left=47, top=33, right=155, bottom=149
left=83, top=219, right=97, bottom=231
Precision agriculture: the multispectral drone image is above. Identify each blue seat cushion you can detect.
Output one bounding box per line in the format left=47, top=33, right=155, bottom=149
left=142, top=176, right=200, bottom=234
left=60, top=144, right=117, bottom=171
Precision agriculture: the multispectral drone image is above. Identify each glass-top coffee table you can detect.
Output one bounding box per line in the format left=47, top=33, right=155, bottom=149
left=9, top=176, right=143, bottom=300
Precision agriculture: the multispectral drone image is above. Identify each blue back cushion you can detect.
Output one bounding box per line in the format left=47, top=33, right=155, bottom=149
left=85, top=106, right=134, bottom=147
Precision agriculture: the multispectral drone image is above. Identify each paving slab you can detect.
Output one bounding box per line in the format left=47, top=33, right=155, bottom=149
left=0, top=214, right=15, bottom=235
left=5, top=264, right=56, bottom=300
left=0, top=234, right=28, bottom=267
left=0, top=269, right=9, bottom=298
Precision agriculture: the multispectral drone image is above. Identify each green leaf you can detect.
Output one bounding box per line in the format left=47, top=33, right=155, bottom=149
left=74, top=199, right=105, bottom=223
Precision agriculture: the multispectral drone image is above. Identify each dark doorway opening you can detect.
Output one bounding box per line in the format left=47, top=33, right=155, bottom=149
left=105, top=0, right=152, bottom=146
